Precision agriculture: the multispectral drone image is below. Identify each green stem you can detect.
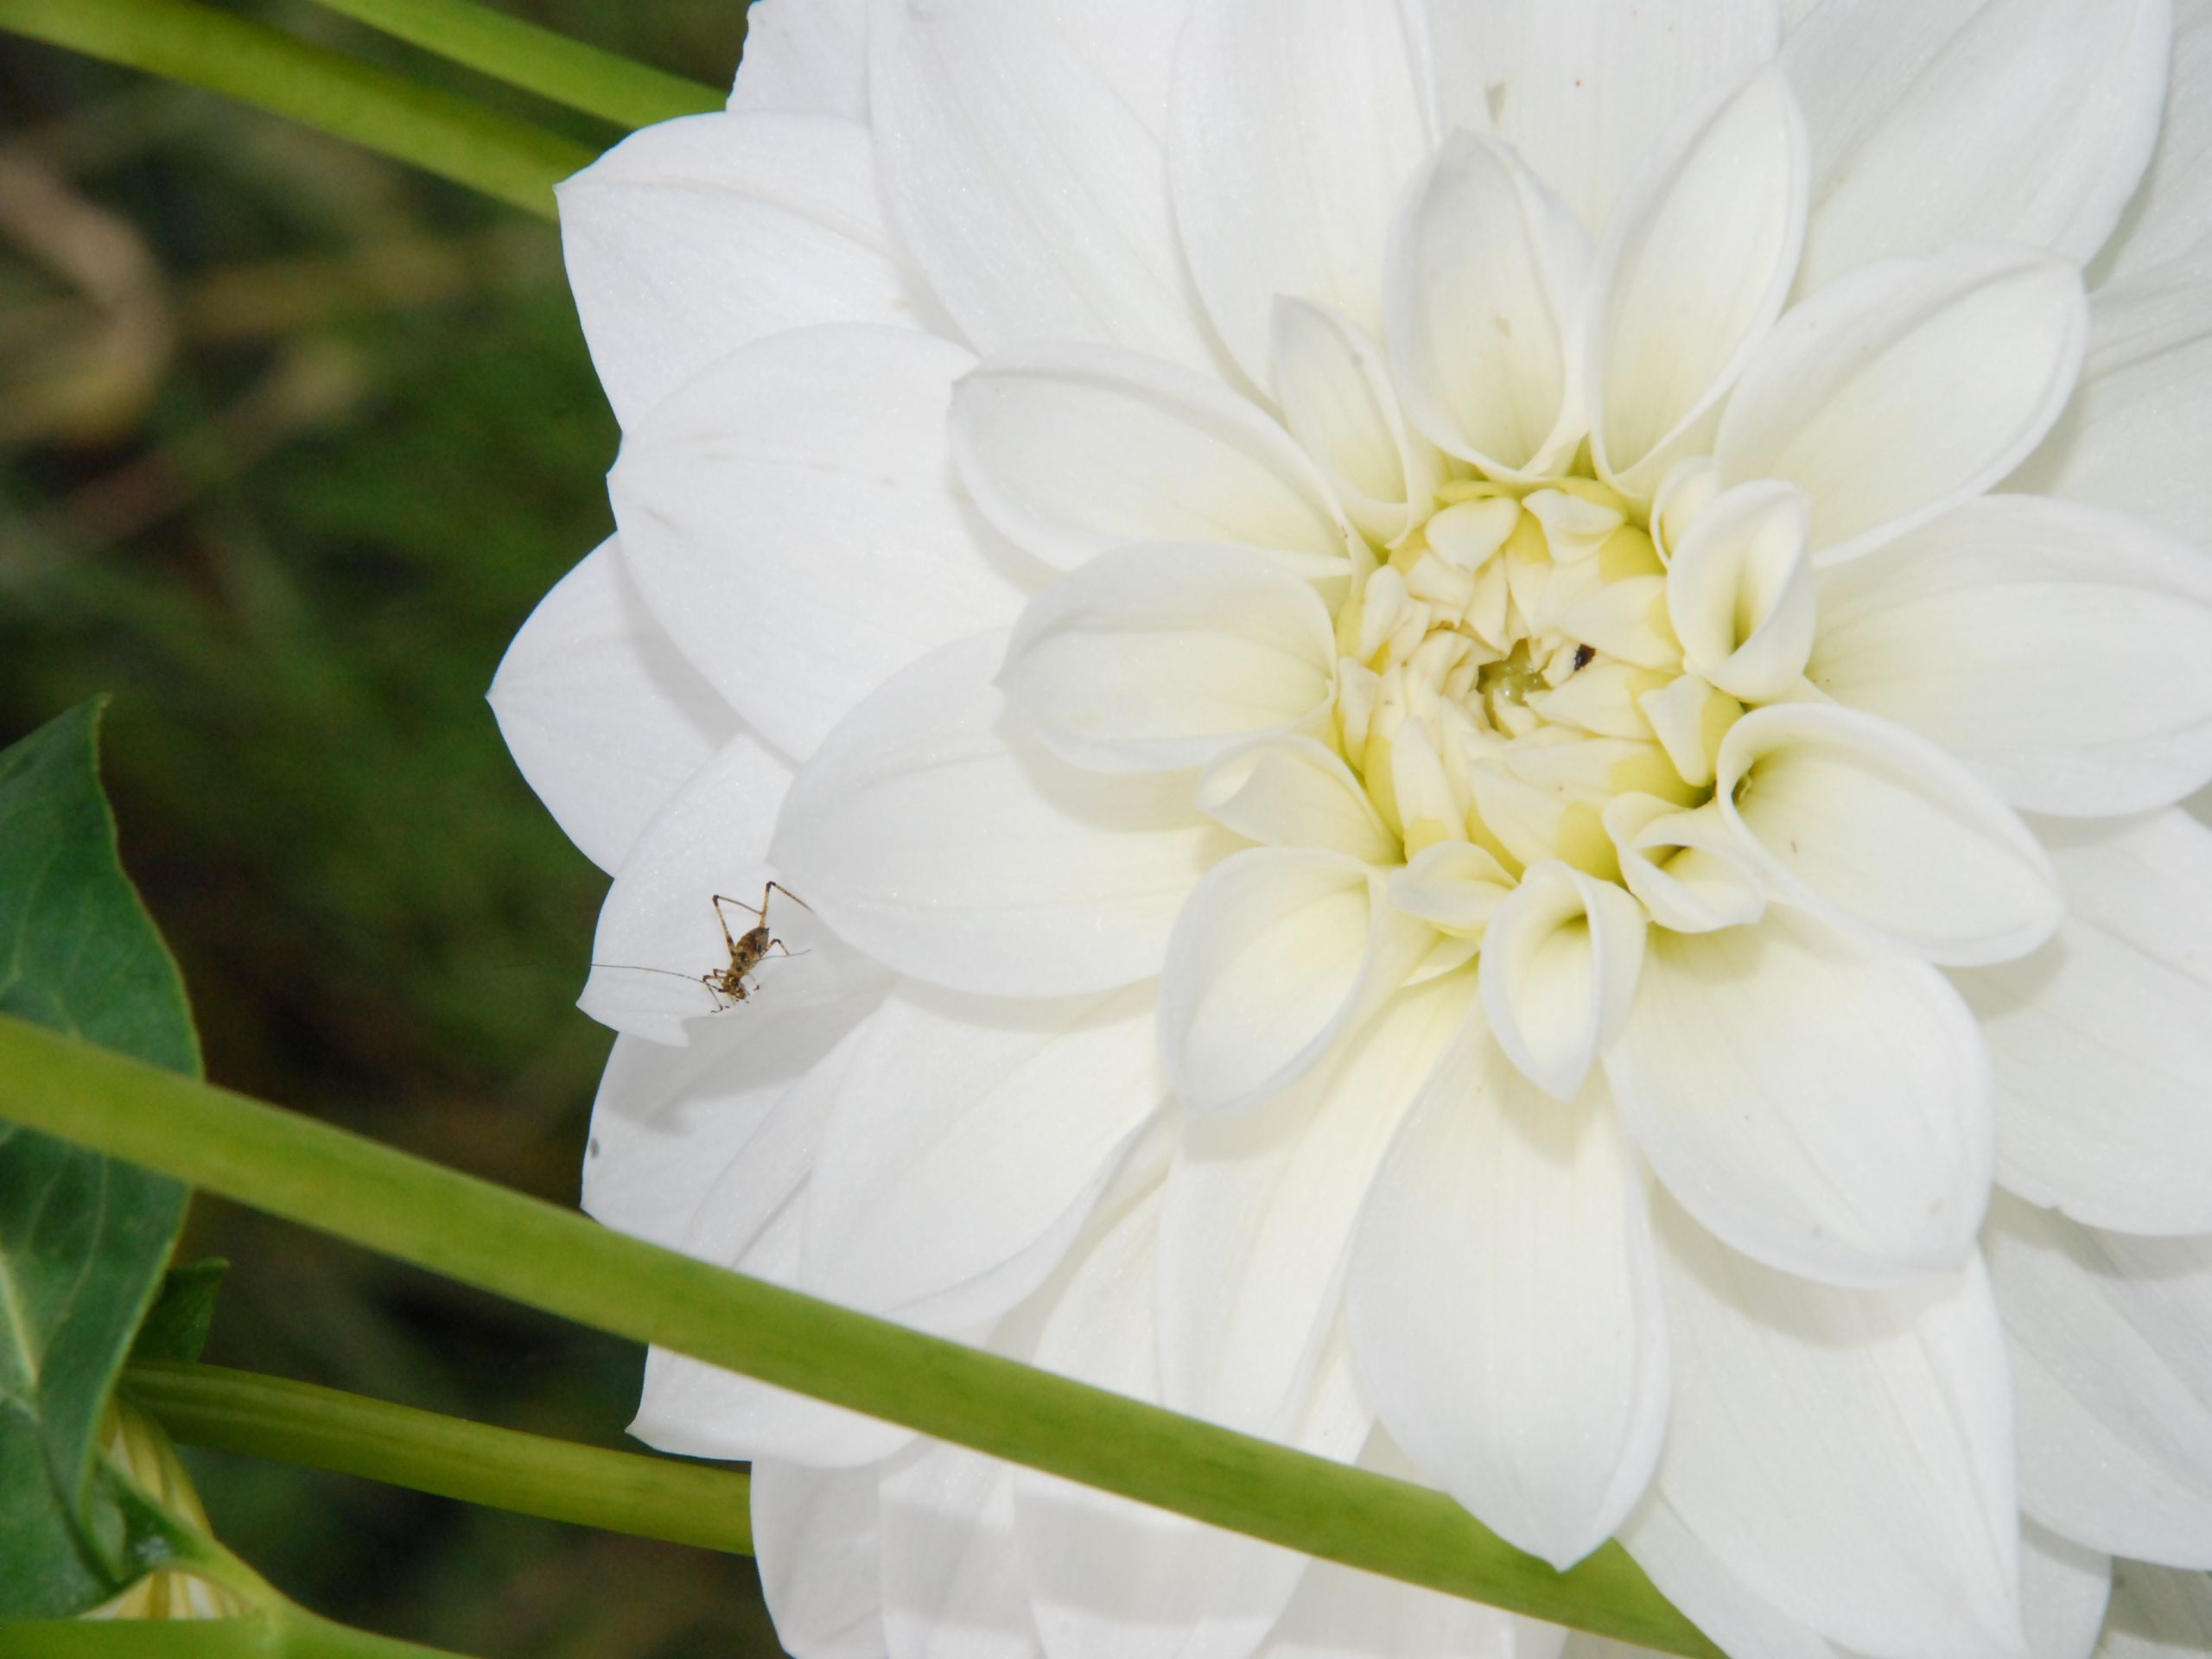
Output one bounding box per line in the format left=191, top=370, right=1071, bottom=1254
left=0, top=1015, right=1721, bottom=1658
left=305, top=0, right=721, bottom=130
left=124, top=1360, right=753, bottom=1555
left=0, top=1614, right=458, bottom=1657
left=0, top=0, right=593, bottom=217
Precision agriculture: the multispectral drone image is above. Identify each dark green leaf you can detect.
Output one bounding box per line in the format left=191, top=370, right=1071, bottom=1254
left=129, top=1260, right=229, bottom=1367
left=0, top=700, right=200, bottom=1616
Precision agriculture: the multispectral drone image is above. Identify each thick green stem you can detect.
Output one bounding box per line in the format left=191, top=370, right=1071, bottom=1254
left=305, top=0, right=721, bottom=129
left=0, top=0, right=593, bottom=217
left=0, top=1614, right=458, bottom=1657
left=124, top=1361, right=752, bottom=1554
left=0, top=1015, right=1722, bottom=1657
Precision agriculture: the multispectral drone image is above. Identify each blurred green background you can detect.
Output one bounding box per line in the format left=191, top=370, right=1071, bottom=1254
left=0, top=4, right=787, bottom=1653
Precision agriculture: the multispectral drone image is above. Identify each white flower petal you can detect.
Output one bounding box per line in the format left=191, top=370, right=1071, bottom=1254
left=1714, top=702, right=2063, bottom=966
left=1651, top=1196, right=2027, bottom=1658
left=1160, top=849, right=1398, bottom=1118
left=2009, top=250, right=2212, bottom=549
left=1268, top=297, right=1445, bottom=548
left=1473, top=0, right=1781, bottom=236
left=1478, top=861, right=1645, bottom=1103
left=753, top=1460, right=887, bottom=1659
left=633, top=1025, right=916, bottom=1469
left=582, top=988, right=882, bottom=1250
left=2098, top=1561, right=2212, bottom=1658
left=1956, top=810, right=2212, bottom=1235
left=558, top=112, right=916, bottom=428
left=2022, top=1522, right=2113, bottom=1659
left=801, top=982, right=1164, bottom=1333
left=1387, top=842, right=1516, bottom=938
left=1015, top=1188, right=1318, bottom=1659
left=1001, top=546, right=1339, bottom=773
left=950, top=344, right=1354, bottom=573
left=880, top=1442, right=1046, bottom=1659
left=771, top=632, right=1226, bottom=997
left=1157, top=973, right=1474, bottom=1437
left=1716, top=244, right=2087, bottom=564
left=1784, top=0, right=2169, bottom=295
left=487, top=537, right=738, bottom=874
left=1385, top=133, right=1590, bottom=480
left=1615, top=1493, right=1847, bottom=1659
left=1196, top=736, right=1397, bottom=864
left=1985, top=1191, right=2212, bottom=1570
left=1602, top=796, right=1767, bottom=935
left=1606, top=908, right=1993, bottom=1286
left=730, top=0, right=870, bottom=120
left=579, top=729, right=887, bottom=1046
left=870, top=0, right=1214, bottom=370
left=1586, top=67, right=1808, bottom=496
left=1662, top=480, right=1817, bottom=703
left=1810, top=496, right=2212, bottom=817
left=1169, top=0, right=1433, bottom=385
left=2095, top=0, right=2212, bottom=282
left=1264, top=1523, right=1563, bottom=1659
left=1348, top=1031, right=1667, bottom=1570
left=609, top=325, right=1032, bottom=760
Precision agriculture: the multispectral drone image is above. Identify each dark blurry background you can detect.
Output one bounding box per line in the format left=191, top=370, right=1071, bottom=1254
left=0, top=4, right=787, bottom=1652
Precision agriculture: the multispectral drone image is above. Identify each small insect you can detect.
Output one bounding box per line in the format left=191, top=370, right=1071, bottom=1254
left=1571, top=643, right=1597, bottom=672
left=593, top=882, right=812, bottom=1012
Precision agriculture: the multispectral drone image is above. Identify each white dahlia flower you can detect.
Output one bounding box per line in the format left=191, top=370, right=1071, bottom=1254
left=491, top=1, right=2212, bottom=1654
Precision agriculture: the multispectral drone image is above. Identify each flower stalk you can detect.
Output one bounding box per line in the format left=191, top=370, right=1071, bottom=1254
left=0, top=1013, right=1722, bottom=1657
left=123, top=1361, right=754, bottom=1555
left=303, top=0, right=721, bottom=130
left=0, top=0, right=591, bottom=216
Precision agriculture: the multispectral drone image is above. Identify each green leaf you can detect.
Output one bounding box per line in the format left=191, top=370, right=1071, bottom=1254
left=128, top=1261, right=228, bottom=1368
left=0, top=700, right=200, bottom=1617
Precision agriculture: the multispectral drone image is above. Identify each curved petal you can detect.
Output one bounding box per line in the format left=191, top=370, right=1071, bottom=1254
left=950, top=344, right=1353, bottom=573
left=1662, top=480, right=1817, bottom=703
left=879, top=1442, right=1045, bottom=1659
left=1348, top=1030, right=1667, bottom=1570
left=801, top=982, right=1165, bottom=1332
left=770, top=632, right=1227, bottom=997
left=633, top=1022, right=917, bottom=1469
left=1473, top=0, right=1781, bottom=236
left=1586, top=67, right=1808, bottom=496
left=1157, top=972, right=1474, bottom=1437
left=1196, top=736, right=1396, bottom=863
left=1716, top=243, right=2087, bottom=564
left=729, top=0, right=870, bottom=120
left=2009, top=250, right=2212, bottom=550
left=1650, top=1196, right=2026, bottom=1658
left=1268, top=297, right=1445, bottom=547
left=1384, top=132, right=1590, bottom=480
left=2095, top=0, right=2212, bottom=282
left=488, top=537, right=738, bottom=874
left=582, top=987, right=882, bottom=1249
left=2021, top=1522, right=2113, bottom=1659
left=1956, top=810, right=2212, bottom=1235
left=1606, top=908, right=1993, bottom=1286
left=1986, top=1191, right=2212, bottom=1570
left=1160, top=849, right=1389, bottom=1118
left=1602, top=796, right=1767, bottom=935
left=1714, top=702, right=2063, bottom=966
left=870, top=0, right=1215, bottom=370
left=1014, top=1188, right=1318, bottom=1659
left=752, top=1460, right=887, bottom=1659
left=1000, top=546, right=1339, bottom=773
left=1169, top=0, right=1433, bottom=384
left=1810, top=496, right=2212, bottom=816
left=1478, top=861, right=1645, bottom=1102
left=608, top=325, right=1032, bottom=760
left=558, top=111, right=916, bottom=427
left=1783, top=0, right=2170, bottom=294
left=1616, top=1494, right=1847, bottom=1659
left=579, top=729, right=887, bottom=1046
